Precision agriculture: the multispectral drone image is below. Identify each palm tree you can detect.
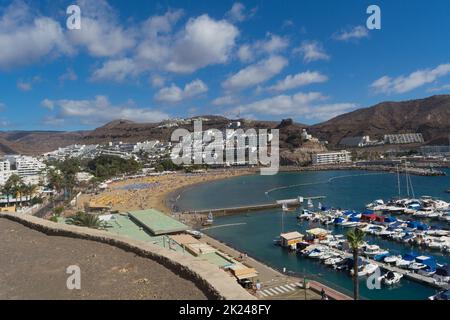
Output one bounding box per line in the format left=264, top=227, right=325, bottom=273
left=66, top=212, right=107, bottom=229
left=1, top=184, right=12, bottom=206
left=5, top=174, right=23, bottom=211
left=346, top=228, right=365, bottom=300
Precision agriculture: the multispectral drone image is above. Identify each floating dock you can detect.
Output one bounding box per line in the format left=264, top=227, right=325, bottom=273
left=323, top=246, right=449, bottom=290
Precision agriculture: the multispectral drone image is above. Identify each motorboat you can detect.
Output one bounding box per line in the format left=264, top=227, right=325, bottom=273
left=351, top=263, right=379, bottom=277
left=396, top=254, right=416, bottom=269
left=409, top=262, right=427, bottom=271
left=308, top=248, right=326, bottom=259
left=414, top=207, right=436, bottom=218
left=417, top=265, right=436, bottom=277
left=324, top=257, right=344, bottom=266
left=297, top=210, right=313, bottom=220
left=384, top=255, right=402, bottom=264
left=363, top=244, right=389, bottom=258
left=379, top=271, right=403, bottom=285
left=341, top=220, right=360, bottom=228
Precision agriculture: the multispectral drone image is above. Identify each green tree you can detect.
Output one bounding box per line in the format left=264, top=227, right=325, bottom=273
left=4, top=174, right=23, bottom=211
left=346, top=228, right=366, bottom=300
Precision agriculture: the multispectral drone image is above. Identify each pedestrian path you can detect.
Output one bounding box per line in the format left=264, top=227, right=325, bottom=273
left=258, top=282, right=302, bottom=297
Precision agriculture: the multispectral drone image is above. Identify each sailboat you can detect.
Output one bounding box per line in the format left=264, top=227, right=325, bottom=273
left=282, top=202, right=295, bottom=212
left=202, top=211, right=214, bottom=226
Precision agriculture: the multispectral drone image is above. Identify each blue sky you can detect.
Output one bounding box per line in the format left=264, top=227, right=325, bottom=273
left=1, top=0, right=450, bottom=131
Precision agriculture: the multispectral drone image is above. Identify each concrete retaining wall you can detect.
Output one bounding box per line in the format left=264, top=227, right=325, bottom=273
left=0, top=212, right=255, bottom=300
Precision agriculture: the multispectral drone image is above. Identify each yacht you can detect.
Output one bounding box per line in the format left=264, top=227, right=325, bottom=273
left=363, top=245, right=389, bottom=257
left=384, top=255, right=402, bottom=265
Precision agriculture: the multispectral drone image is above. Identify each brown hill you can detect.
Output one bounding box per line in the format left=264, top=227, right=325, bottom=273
left=310, top=95, right=450, bottom=146
left=1, top=95, right=449, bottom=155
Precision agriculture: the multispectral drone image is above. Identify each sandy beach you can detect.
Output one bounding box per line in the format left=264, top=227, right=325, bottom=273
left=75, top=168, right=254, bottom=216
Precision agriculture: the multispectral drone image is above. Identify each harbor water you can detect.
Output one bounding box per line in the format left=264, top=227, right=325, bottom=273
left=177, top=169, right=450, bottom=300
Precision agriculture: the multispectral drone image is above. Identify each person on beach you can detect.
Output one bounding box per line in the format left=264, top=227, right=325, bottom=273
left=321, top=289, right=327, bottom=300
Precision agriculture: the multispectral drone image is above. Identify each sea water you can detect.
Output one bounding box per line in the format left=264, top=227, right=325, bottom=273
left=177, top=169, right=450, bottom=300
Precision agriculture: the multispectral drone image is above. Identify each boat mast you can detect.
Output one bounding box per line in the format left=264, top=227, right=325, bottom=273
left=408, top=171, right=415, bottom=198
left=397, top=164, right=401, bottom=199
left=405, top=162, right=410, bottom=197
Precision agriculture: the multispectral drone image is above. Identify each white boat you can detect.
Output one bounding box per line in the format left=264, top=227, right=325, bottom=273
left=307, top=199, right=314, bottom=208
left=341, top=221, right=359, bottom=228
left=324, top=257, right=344, bottom=266
left=379, top=271, right=403, bottom=285
left=414, top=207, right=435, bottom=218
left=396, top=259, right=413, bottom=269
left=351, top=263, right=379, bottom=277
left=409, top=262, right=427, bottom=271
left=308, top=249, right=326, bottom=259
left=297, top=210, right=313, bottom=220
left=428, top=238, right=449, bottom=250
left=363, top=245, right=389, bottom=257
left=384, top=255, right=402, bottom=264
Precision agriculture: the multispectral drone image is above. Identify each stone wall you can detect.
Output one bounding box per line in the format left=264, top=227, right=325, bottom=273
left=0, top=212, right=255, bottom=300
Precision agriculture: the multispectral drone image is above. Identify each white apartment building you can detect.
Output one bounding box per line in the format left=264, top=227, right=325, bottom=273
left=3, top=155, right=46, bottom=185
left=0, top=159, right=16, bottom=186
left=312, top=150, right=352, bottom=166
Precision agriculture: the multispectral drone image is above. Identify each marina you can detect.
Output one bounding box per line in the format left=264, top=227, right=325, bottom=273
left=177, top=169, right=450, bottom=300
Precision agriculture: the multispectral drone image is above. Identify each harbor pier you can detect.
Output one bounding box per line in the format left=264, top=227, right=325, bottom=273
left=177, top=196, right=326, bottom=216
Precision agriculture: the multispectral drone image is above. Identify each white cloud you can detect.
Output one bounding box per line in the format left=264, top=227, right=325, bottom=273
left=237, top=44, right=254, bottom=63
left=225, top=2, right=256, bottom=23
left=237, top=33, right=289, bottom=63
left=371, top=64, right=450, bottom=94
left=227, top=92, right=356, bottom=121
left=155, top=79, right=208, bottom=103
left=95, top=13, right=239, bottom=81
left=0, top=1, right=72, bottom=69
left=212, top=95, right=239, bottom=106
left=149, top=74, right=166, bottom=88
left=427, top=84, right=450, bottom=93
left=91, top=58, right=140, bottom=82
left=41, top=95, right=168, bottom=125
left=68, top=0, right=135, bottom=57
left=294, top=41, right=330, bottom=63
left=268, top=71, right=328, bottom=92
left=223, top=55, right=288, bottom=90
left=16, top=76, right=41, bottom=91
left=333, top=25, right=369, bottom=41
left=59, top=68, right=78, bottom=83
left=226, top=3, right=246, bottom=22
left=17, top=81, right=32, bottom=91
left=166, top=15, right=239, bottom=73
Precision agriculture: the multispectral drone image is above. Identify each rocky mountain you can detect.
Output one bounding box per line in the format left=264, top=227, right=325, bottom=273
left=310, top=95, right=450, bottom=146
